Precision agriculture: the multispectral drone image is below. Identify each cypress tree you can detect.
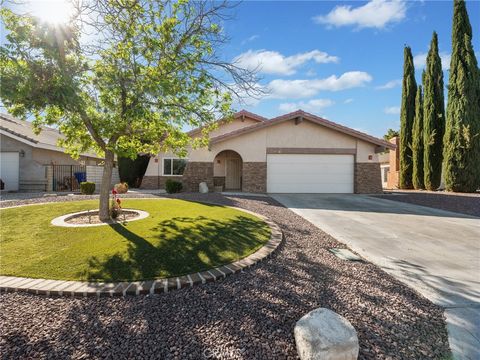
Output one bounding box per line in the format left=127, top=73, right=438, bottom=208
left=412, top=84, right=424, bottom=189
left=443, top=0, right=480, bottom=192
left=399, top=46, right=417, bottom=189
left=423, top=32, right=445, bottom=191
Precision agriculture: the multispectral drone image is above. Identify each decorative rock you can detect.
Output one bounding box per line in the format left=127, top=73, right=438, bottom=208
left=199, top=182, right=209, bottom=193
left=294, top=308, right=359, bottom=360
left=43, top=193, right=58, bottom=197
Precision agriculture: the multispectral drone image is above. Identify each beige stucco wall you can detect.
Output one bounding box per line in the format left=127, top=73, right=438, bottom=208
left=1, top=134, right=100, bottom=183
left=32, top=148, right=100, bottom=166
left=209, top=117, right=259, bottom=137
left=144, top=118, right=381, bottom=175
left=266, top=120, right=357, bottom=148
left=356, top=140, right=379, bottom=162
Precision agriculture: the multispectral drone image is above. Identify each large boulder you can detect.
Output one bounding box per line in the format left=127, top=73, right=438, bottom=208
left=294, top=308, right=359, bottom=360
left=199, top=182, right=209, bottom=193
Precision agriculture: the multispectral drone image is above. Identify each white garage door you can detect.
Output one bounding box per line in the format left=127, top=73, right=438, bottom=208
left=267, top=154, right=354, bottom=193
left=0, top=152, right=20, bottom=191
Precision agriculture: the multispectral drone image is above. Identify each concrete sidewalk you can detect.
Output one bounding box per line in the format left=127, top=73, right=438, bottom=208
left=272, top=194, right=480, bottom=360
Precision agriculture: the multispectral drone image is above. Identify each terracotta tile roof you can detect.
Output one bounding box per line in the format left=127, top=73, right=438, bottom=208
left=210, top=109, right=396, bottom=149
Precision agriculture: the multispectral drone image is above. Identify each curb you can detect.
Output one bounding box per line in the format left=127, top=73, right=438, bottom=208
left=0, top=206, right=283, bottom=297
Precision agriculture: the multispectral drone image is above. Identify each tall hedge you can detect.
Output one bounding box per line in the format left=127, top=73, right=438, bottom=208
left=443, top=0, right=480, bottom=192
left=423, top=32, right=445, bottom=191
left=399, top=46, right=417, bottom=189
left=118, top=155, right=150, bottom=188
left=412, top=84, right=425, bottom=189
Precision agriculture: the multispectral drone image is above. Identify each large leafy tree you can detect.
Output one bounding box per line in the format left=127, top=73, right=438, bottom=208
left=412, top=84, right=424, bottom=190
left=0, top=0, right=258, bottom=220
left=399, top=46, right=417, bottom=189
left=423, top=32, right=445, bottom=191
left=443, top=0, right=480, bottom=192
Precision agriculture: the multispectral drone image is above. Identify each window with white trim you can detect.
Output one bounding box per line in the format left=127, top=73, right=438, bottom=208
left=163, top=158, right=187, bottom=176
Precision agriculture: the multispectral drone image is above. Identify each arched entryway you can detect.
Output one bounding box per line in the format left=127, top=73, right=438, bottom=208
left=213, top=150, right=243, bottom=191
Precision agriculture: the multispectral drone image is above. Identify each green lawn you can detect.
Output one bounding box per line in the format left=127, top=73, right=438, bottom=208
left=0, top=199, right=270, bottom=282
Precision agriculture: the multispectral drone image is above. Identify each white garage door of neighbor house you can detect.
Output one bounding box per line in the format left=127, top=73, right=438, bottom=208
left=0, top=152, right=20, bottom=191
left=267, top=154, right=354, bottom=193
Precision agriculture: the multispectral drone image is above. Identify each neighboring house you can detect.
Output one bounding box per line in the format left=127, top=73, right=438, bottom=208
left=385, top=136, right=399, bottom=190
left=0, top=113, right=104, bottom=192
left=142, top=110, right=396, bottom=194
left=379, top=152, right=390, bottom=189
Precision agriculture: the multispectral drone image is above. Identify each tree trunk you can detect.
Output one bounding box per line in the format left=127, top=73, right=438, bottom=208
left=99, top=150, right=114, bottom=221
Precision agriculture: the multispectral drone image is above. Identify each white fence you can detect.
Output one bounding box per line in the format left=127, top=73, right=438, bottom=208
left=86, top=165, right=120, bottom=191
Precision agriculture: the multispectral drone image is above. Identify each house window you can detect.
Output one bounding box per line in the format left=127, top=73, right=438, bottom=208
left=163, top=158, right=187, bottom=176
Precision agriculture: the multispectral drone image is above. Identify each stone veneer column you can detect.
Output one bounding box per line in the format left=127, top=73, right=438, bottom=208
left=354, top=163, right=383, bottom=194
left=181, top=162, right=214, bottom=192
left=242, top=162, right=267, bottom=193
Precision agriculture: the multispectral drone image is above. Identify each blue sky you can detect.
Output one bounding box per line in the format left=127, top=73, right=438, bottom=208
left=2, top=1, right=479, bottom=138
left=220, top=0, right=480, bottom=137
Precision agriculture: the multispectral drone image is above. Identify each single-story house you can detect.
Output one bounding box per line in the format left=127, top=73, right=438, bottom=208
left=142, top=110, right=396, bottom=194
left=0, top=113, right=104, bottom=191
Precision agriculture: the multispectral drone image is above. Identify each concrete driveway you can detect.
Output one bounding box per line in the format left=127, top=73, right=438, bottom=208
left=272, top=194, right=480, bottom=360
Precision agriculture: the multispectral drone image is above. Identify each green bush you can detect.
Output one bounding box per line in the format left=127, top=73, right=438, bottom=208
left=80, top=182, right=95, bottom=195
left=165, top=179, right=182, bottom=194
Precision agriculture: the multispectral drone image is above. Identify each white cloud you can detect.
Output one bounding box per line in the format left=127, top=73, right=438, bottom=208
left=376, top=79, right=402, bottom=90
left=384, top=106, right=400, bottom=115
left=234, top=49, right=339, bottom=76
left=313, top=0, right=407, bottom=29
left=344, top=98, right=354, bottom=104
left=267, top=71, right=372, bottom=99
left=241, top=34, right=259, bottom=45
left=413, top=52, right=451, bottom=71
left=279, top=99, right=335, bottom=113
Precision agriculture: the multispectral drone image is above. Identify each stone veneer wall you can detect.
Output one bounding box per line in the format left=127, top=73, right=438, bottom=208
left=140, top=175, right=182, bottom=189
left=242, top=162, right=267, bottom=193
left=141, top=163, right=214, bottom=192
left=182, top=162, right=214, bottom=192
left=355, top=163, right=383, bottom=194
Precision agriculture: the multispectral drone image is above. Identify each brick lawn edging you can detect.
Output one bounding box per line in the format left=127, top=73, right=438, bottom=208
left=0, top=205, right=283, bottom=297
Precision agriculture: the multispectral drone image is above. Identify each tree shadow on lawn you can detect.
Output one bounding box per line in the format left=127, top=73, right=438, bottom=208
left=82, top=215, right=270, bottom=281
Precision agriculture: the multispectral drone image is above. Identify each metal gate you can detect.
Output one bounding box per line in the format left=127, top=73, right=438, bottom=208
left=52, top=165, right=86, bottom=191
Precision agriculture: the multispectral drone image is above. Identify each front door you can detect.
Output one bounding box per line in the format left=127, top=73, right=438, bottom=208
left=225, top=158, right=241, bottom=190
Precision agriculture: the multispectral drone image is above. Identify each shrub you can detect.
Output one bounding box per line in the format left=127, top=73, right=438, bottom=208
left=118, top=155, right=150, bottom=188
left=114, top=182, right=129, bottom=194
left=165, top=179, right=182, bottom=194
left=80, top=182, right=95, bottom=195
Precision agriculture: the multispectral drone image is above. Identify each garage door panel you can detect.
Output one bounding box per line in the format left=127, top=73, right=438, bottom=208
left=0, top=152, right=20, bottom=191
left=267, top=154, right=354, bottom=193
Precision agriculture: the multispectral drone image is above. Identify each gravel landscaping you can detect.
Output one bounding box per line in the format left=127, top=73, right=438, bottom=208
left=0, top=194, right=450, bottom=359
left=377, top=190, right=480, bottom=217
